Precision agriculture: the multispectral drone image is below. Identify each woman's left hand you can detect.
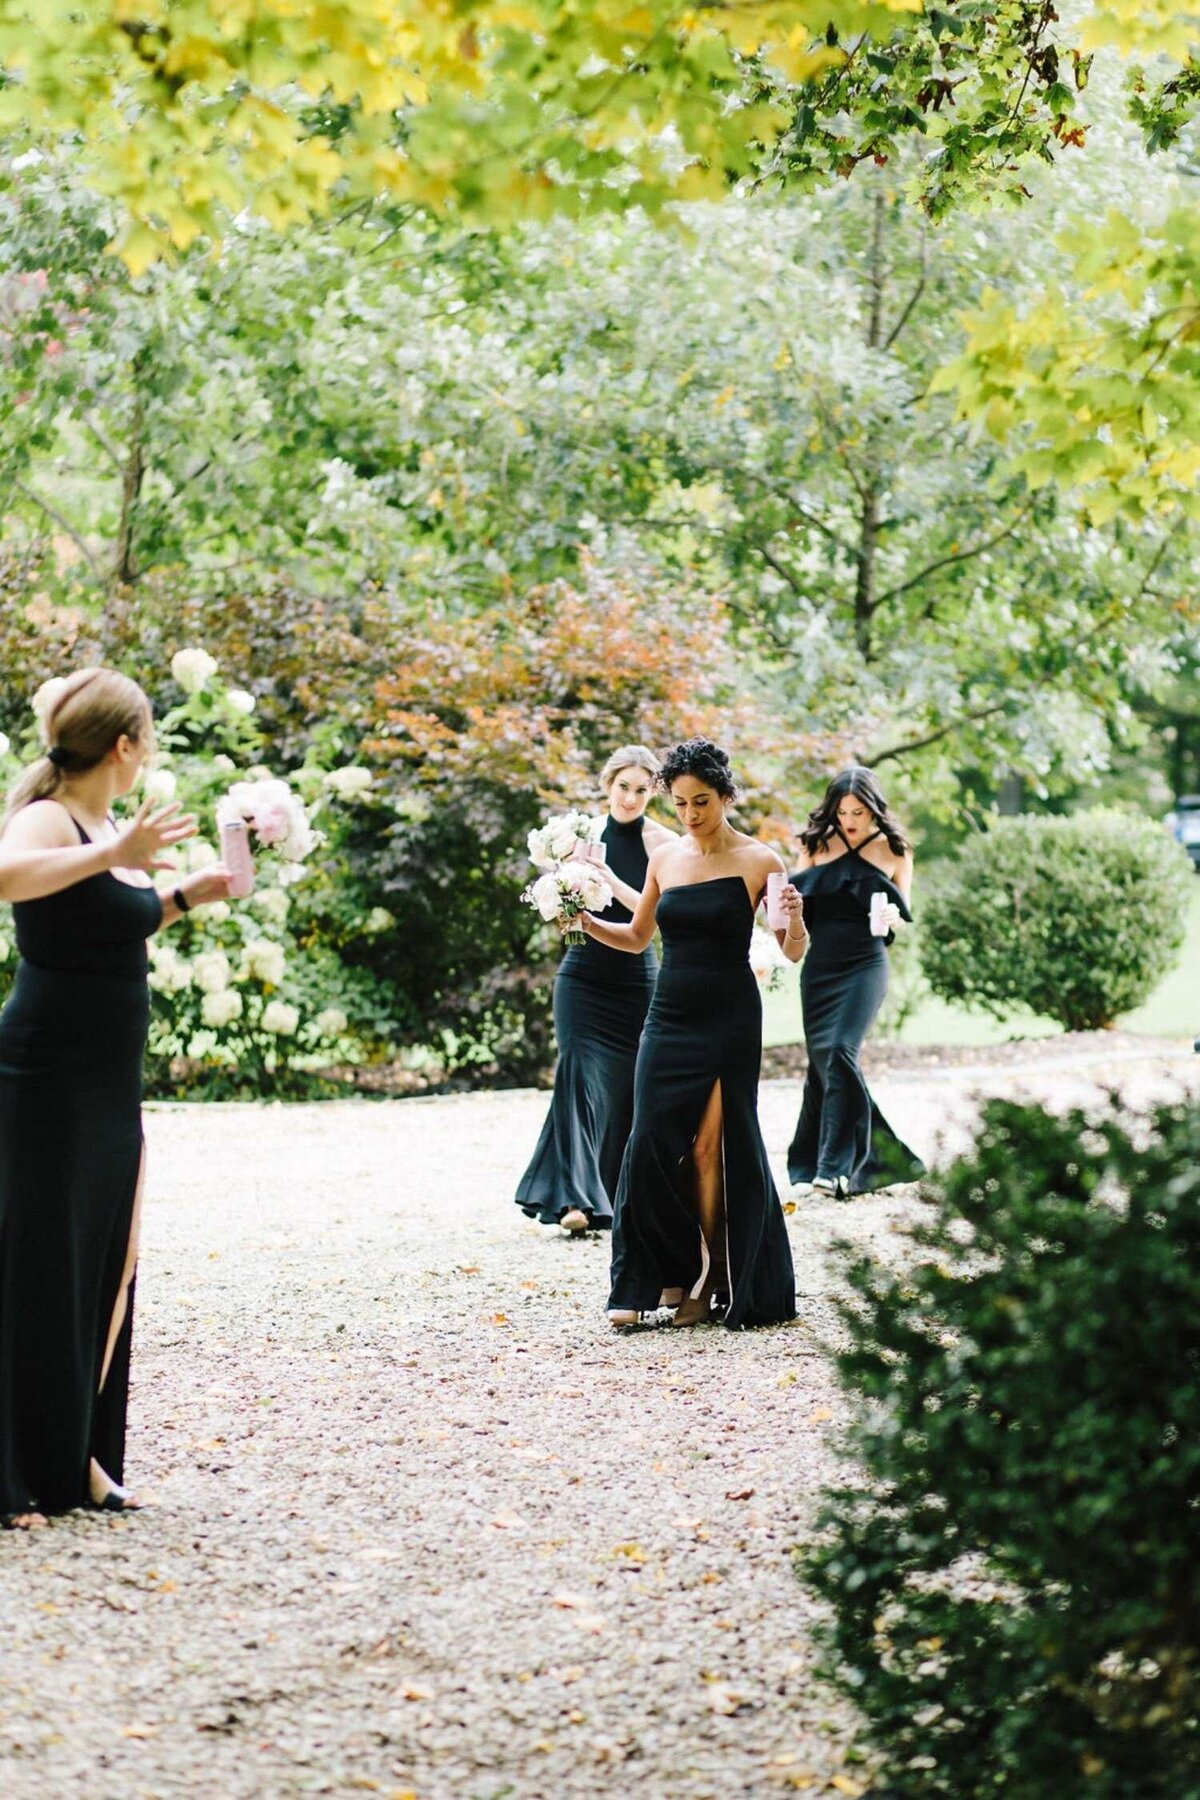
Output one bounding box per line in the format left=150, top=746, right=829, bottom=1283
left=182, top=866, right=236, bottom=909
left=779, top=884, right=806, bottom=932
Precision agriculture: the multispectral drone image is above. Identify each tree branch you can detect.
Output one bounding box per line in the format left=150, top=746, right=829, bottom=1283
left=13, top=479, right=103, bottom=576
left=868, top=700, right=1012, bottom=766
left=883, top=225, right=929, bottom=352
left=871, top=498, right=1037, bottom=615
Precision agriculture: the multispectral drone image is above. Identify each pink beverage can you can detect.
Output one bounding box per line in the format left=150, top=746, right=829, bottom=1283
left=584, top=841, right=606, bottom=867
left=221, top=818, right=256, bottom=898
left=869, top=890, right=890, bottom=936
left=766, top=870, right=789, bottom=930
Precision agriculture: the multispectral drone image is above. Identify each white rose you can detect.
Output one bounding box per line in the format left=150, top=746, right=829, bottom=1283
left=315, top=1006, right=348, bottom=1037
left=324, top=766, right=373, bottom=800
left=143, top=768, right=177, bottom=804
left=201, top=988, right=244, bottom=1028
left=227, top=689, right=256, bottom=716
left=192, top=949, right=231, bottom=994
left=261, top=999, right=299, bottom=1036
left=527, top=828, right=553, bottom=870
left=171, top=647, right=218, bottom=695
left=531, top=872, right=563, bottom=922
left=242, top=939, right=286, bottom=985
left=32, top=676, right=66, bottom=723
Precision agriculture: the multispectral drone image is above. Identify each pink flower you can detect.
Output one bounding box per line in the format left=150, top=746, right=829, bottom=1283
left=253, top=802, right=291, bottom=845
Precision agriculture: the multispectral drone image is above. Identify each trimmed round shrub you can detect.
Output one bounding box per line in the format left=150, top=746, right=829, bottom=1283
left=921, top=809, right=1194, bottom=1032
left=803, top=1093, right=1200, bottom=1799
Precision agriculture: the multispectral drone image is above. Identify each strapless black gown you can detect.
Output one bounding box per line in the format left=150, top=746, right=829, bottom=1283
left=515, top=816, right=657, bottom=1228
left=608, top=876, right=796, bottom=1329
left=786, top=840, right=924, bottom=1195
left=0, top=818, right=161, bottom=1516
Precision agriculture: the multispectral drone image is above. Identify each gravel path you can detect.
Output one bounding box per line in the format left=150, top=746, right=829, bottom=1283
left=2, top=1042, right=1196, bottom=1800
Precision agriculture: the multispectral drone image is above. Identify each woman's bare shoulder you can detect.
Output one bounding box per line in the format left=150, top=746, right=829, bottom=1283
left=1, top=798, right=78, bottom=850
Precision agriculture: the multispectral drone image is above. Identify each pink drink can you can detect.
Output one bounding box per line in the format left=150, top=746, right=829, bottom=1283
left=869, top=890, right=889, bottom=936
left=766, top=870, right=789, bottom=930
left=221, top=818, right=256, bottom=898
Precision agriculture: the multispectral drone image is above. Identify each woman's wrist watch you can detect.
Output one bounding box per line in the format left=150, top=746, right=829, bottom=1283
left=173, top=885, right=191, bottom=913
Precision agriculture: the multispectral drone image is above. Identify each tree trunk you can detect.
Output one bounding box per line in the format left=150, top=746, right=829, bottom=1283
left=852, top=187, right=887, bottom=662
left=113, top=384, right=144, bottom=590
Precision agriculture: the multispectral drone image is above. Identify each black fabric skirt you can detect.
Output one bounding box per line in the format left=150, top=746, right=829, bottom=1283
left=608, top=944, right=796, bottom=1330
left=515, top=966, right=654, bottom=1227
left=0, top=961, right=147, bottom=1515
left=786, top=924, right=924, bottom=1193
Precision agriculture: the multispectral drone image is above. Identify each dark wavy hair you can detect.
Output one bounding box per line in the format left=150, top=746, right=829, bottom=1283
left=657, top=737, right=737, bottom=801
left=800, top=766, right=910, bottom=858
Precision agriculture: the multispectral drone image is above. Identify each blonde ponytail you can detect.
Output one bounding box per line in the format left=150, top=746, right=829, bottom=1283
left=2, top=667, right=152, bottom=834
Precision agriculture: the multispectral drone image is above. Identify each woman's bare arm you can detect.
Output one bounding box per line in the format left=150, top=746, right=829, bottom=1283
left=893, top=850, right=914, bottom=905
left=582, top=860, right=663, bottom=953
left=0, top=802, right=117, bottom=902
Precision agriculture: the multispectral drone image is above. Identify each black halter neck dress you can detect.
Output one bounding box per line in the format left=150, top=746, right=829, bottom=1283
left=515, top=815, right=657, bottom=1228
left=0, top=814, right=161, bottom=1516
left=608, top=876, right=796, bottom=1329
left=786, top=831, right=924, bottom=1194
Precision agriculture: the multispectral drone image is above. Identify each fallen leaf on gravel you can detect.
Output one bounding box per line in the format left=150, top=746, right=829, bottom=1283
left=612, top=1542, right=647, bottom=1562
left=783, top=1199, right=797, bottom=1214
left=809, top=1407, right=834, bottom=1425
left=725, top=1487, right=756, bottom=1501
left=457, top=1265, right=480, bottom=1274
left=777, top=1371, right=798, bottom=1388
left=551, top=1593, right=588, bottom=1609
left=120, top=1724, right=159, bottom=1739
left=489, top=1510, right=527, bottom=1531
left=397, top=1683, right=432, bottom=1702
left=706, top=1685, right=745, bottom=1715
left=519, top=1280, right=539, bottom=1291
left=491, top=1313, right=510, bottom=1325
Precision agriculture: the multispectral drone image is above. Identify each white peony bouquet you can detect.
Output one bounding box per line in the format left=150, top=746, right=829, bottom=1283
left=523, top=863, right=614, bottom=948
left=216, top=776, right=318, bottom=866
left=749, top=924, right=788, bottom=992
left=527, top=809, right=605, bottom=872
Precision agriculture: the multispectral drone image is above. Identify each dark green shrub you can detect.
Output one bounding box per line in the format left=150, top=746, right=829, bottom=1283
left=803, top=1094, right=1200, bottom=1800
left=921, top=810, right=1193, bottom=1031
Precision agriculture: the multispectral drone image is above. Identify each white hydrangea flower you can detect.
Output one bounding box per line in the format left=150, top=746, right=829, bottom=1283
left=261, top=999, right=299, bottom=1036
left=226, top=689, right=256, bottom=716
left=315, top=1006, right=348, bottom=1038
left=187, top=840, right=218, bottom=872
left=364, top=907, right=394, bottom=934
left=242, top=939, right=286, bottom=985
left=148, top=943, right=192, bottom=994
left=171, top=647, right=218, bottom=695
left=143, top=768, right=177, bottom=804
left=324, top=765, right=373, bottom=800
left=0, top=931, right=11, bottom=962
left=201, top=988, right=244, bottom=1028
left=213, top=753, right=236, bottom=772
left=252, top=887, right=291, bottom=923
left=192, top=949, right=231, bottom=994
left=32, top=675, right=66, bottom=724
left=207, top=900, right=232, bottom=924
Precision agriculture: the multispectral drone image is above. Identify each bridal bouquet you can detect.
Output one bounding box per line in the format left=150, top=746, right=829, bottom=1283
left=527, top=809, right=605, bottom=871
left=523, top=862, right=614, bottom=947
left=216, top=776, right=318, bottom=866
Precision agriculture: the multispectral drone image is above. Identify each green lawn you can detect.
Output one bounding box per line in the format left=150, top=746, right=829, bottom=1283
left=763, top=883, right=1200, bottom=1050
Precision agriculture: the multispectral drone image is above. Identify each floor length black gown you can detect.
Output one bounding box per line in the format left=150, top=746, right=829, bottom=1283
left=786, top=832, right=924, bottom=1194
left=608, top=876, right=796, bottom=1329
left=515, top=816, right=657, bottom=1228
left=0, top=816, right=161, bottom=1516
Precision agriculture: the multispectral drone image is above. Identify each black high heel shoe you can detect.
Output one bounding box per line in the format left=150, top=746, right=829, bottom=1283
left=89, top=1483, right=143, bottom=1514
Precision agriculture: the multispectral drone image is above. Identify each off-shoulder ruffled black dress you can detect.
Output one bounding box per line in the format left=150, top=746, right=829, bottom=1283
left=608, top=876, right=796, bottom=1329
left=515, top=816, right=657, bottom=1228
left=0, top=816, right=161, bottom=1517
left=786, top=833, right=924, bottom=1195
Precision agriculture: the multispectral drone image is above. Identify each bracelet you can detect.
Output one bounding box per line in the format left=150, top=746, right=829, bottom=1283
left=785, top=923, right=808, bottom=940
left=173, top=886, right=191, bottom=914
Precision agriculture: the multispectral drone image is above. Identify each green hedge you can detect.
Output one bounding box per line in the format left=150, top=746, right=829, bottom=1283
left=803, top=1094, right=1200, bottom=1799
left=921, top=810, right=1193, bottom=1031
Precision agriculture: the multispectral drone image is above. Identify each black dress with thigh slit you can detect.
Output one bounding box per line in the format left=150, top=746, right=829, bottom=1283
left=0, top=817, right=161, bottom=1516
left=515, top=816, right=657, bottom=1228
left=607, top=876, right=796, bottom=1329
left=786, top=835, right=924, bottom=1195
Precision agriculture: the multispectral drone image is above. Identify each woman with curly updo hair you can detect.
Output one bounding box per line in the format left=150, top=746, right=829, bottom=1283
left=786, top=766, right=924, bottom=1198
left=578, top=738, right=803, bottom=1330
left=515, top=745, right=674, bottom=1234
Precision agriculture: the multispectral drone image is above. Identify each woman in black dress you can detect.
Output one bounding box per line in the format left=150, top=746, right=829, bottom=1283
left=786, top=766, right=924, bottom=1198
left=516, top=746, right=674, bottom=1235
left=580, top=740, right=806, bottom=1329
left=0, top=668, right=232, bottom=1527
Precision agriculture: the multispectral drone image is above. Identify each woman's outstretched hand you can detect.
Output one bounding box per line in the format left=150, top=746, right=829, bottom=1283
left=110, top=799, right=198, bottom=874
left=181, top=865, right=236, bottom=908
